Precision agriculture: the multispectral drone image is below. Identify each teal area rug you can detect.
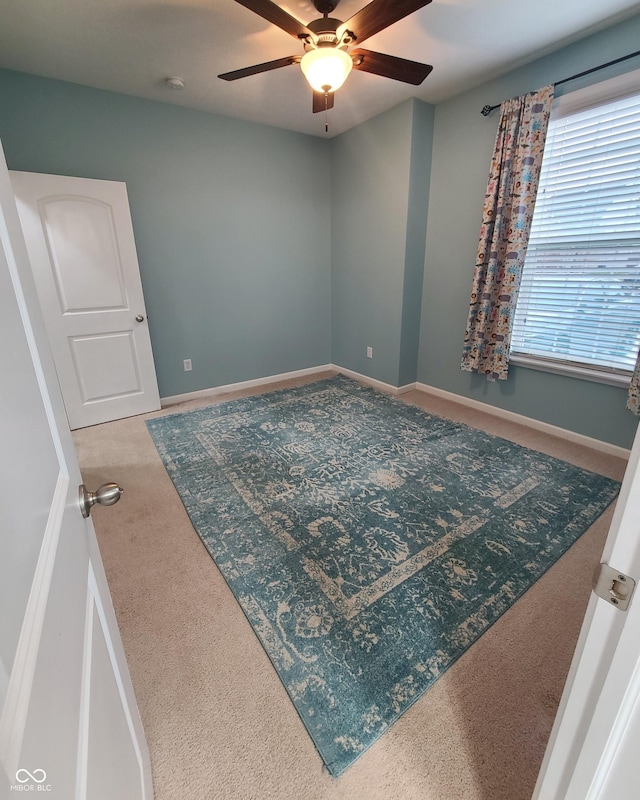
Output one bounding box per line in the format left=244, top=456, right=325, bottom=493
left=146, top=376, right=619, bottom=776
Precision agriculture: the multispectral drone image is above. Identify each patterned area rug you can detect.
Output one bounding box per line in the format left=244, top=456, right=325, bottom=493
left=146, top=376, right=619, bottom=776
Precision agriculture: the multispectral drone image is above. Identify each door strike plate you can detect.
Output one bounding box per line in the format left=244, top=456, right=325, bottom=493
left=592, top=563, right=636, bottom=611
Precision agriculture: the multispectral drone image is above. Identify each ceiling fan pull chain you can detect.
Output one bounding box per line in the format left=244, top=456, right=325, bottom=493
left=324, top=90, right=329, bottom=133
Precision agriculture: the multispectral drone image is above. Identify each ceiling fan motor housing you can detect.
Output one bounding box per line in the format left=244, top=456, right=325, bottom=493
left=305, top=16, right=352, bottom=51
left=308, top=17, right=339, bottom=37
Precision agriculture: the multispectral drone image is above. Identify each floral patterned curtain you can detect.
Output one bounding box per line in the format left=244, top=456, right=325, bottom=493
left=628, top=351, right=640, bottom=414
left=461, top=85, right=554, bottom=380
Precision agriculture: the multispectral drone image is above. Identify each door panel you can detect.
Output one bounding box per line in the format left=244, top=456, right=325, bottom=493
left=18, top=520, right=87, bottom=800
left=85, top=588, right=144, bottom=800
left=0, top=277, right=60, bottom=680
left=72, top=331, right=142, bottom=402
left=0, top=142, right=152, bottom=798
left=10, top=172, right=161, bottom=429
left=42, top=197, right=128, bottom=313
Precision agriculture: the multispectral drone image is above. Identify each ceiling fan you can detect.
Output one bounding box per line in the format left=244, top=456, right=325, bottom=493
left=218, top=0, right=434, bottom=115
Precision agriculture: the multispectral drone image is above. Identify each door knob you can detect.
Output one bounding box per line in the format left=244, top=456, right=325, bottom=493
left=79, top=483, right=124, bottom=518
left=135, top=314, right=145, bottom=323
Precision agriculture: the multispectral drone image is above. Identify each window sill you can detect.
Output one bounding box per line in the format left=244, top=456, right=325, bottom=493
left=509, top=353, right=632, bottom=388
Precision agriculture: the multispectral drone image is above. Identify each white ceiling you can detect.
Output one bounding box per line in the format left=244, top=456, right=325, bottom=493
left=0, top=0, right=638, bottom=137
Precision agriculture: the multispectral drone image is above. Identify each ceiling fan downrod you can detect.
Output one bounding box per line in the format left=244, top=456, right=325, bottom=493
left=313, top=0, right=339, bottom=15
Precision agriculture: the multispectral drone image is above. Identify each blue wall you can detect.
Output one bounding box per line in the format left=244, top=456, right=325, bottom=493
left=1, top=10, right=639, bottom=448
left=418, top=14, right=640, bottom=448
left=331, top=98, right=434, bottom=386
left=0, top=70, right=332, bottom=398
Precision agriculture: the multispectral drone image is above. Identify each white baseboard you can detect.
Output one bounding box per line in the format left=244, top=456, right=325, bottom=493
left=415, top=382, right=630, bottom=460
left=160, top=364, right=333, bottom=406
left=161, top=366, right=629, bottom=460
left=162, top=364, right=416, bottom=407
left=332, top=365, right=416, bottom=396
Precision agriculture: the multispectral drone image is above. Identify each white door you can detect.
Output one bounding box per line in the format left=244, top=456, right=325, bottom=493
left=533, top=424, right=640, bottom=799
left=0, top=142, right=153, bottom=799
left=10, top=171, right=160, bottom=430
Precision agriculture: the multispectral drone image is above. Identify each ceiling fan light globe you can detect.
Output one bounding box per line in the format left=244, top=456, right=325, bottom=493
left=300, top=47, right=352, bottom=93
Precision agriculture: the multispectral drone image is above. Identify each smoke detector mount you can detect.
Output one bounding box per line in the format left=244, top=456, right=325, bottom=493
left=165, top=76, right=185, bottom=90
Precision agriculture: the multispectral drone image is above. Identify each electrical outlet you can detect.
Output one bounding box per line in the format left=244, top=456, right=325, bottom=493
left=183, top=358, right=192, bottom=372
left=366, top=346, right=373, bottom=359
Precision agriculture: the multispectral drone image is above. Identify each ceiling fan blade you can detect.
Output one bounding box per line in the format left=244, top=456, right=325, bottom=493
left=338, top=0, right=433, bottom=45
left=218, top=55, right=300, bottom=81
left=351, top=49, right=433, bottom=85
left=233, top=0, right=314, bottom=41
left=312, top=91, right=335, bottom=113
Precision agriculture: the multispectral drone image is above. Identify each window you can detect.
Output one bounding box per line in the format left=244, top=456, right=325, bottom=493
left=510, top=75, right=640, bottom=385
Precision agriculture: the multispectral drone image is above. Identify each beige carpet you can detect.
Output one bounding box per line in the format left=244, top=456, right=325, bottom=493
left=72, top=371, right=627, bottom=800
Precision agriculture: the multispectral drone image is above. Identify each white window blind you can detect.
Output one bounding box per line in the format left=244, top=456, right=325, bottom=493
left=511, top=89, right=640, bottom=375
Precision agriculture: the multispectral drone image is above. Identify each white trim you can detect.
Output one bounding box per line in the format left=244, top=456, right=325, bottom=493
left=0, top=471, right=69, bottom=776
left=161, top=364, right=417, bottom=406
left=553, top=67, right=640, bottom=119
left=333, top=366, right=416, bottom=396
left=415, top=382, right=630, bottom=460
left=162, top=365, right=629, bottom=458
left=160, top=364, right=333, bottom=406
left=75, top=578, right=94, bottom=800
left=509, top=353, right=631, bottom=389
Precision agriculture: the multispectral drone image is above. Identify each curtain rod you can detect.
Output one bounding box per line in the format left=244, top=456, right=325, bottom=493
left=480, top=48, right=640, bottom=116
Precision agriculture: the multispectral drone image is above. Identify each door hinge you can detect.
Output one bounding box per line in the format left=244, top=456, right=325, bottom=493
left=592, top=563, right=636, bottom=611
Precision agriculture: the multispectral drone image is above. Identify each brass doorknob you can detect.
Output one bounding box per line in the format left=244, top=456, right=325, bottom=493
left=79, top=483, right=123, bottom=518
